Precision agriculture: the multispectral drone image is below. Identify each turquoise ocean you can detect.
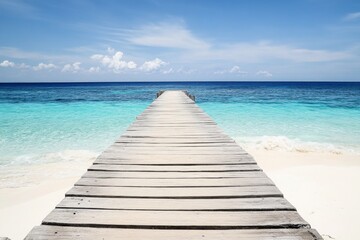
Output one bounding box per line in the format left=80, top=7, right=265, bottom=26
left=0, top=82, right=359, bottom=171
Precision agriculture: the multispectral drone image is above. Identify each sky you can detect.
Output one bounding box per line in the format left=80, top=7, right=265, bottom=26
left=0, top=0, right=359, bottom=82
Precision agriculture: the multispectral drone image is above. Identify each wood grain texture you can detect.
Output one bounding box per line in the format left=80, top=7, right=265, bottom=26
left=57, top=197, right=295, bottom=211
left=66, top=185, right=283, bottom=198
left=42, top=209, right=309, bottom=229
left=88, top=163, right=261, bottom=172
left=82, top=170, right=268, bottom=179
left=26, top=226, right=322, bottom=240
left=75, top=177, right=274, bottom=187
left=26, top=226, right=323, bottom=240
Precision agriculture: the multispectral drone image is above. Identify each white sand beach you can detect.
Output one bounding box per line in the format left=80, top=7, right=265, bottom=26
left=0, top=159, right=93, bottom=240
left=0, top=150, right=359, bottom=240
left=248, top=149, right=360, bottom=240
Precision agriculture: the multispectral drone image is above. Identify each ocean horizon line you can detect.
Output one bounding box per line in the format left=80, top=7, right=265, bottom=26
left=0, top=80, right=360, bottom=85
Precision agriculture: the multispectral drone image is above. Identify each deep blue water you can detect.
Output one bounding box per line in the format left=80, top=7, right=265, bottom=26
left=1, top=82, right=359, bottom=108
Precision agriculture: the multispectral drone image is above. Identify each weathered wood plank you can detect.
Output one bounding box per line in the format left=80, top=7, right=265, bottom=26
left=101, top=151, right=247, bottom=156
left=66, top=185, right=282, bottom=198
left=116, top=138, right=235, bottom=144
left=83, top=170, right=266, bottom=179
left=96, top=153, right=253, bottom=160
left=25, top=226, right=323, bottom=240
left=75, top=177, right=273, bottom=187
left=94, top=153, right=256, bottom=165
left=88, top=163, right=261, bottom=172
left=107, top=146, right=244, bottom=151
left=112, top=143, right=240, bottom=147
left=126, top=126, right=222, bottom=131
left=94, top=158, right=256, bottom=165
left=105, top=145, right=245, bottom=150
left=57, top=197, right=295, bottom=211
left=42, top=209, right=308, bottom=229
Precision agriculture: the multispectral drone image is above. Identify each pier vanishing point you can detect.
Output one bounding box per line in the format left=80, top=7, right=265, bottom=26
left=25, top=90, right=322, bottom=239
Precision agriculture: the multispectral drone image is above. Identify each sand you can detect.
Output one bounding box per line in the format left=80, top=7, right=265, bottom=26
left=0, top=150, right=359, bottom=240
left=247, top=149, right=360, bottom=240
left=0, top=160, right=93, bottom=240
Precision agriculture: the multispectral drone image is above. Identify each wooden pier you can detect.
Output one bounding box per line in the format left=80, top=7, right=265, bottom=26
left=25, top=90, right=322, bottom=239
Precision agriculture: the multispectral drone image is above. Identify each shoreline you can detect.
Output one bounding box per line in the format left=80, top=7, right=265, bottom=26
left=0, top=150, right=359, bottom=240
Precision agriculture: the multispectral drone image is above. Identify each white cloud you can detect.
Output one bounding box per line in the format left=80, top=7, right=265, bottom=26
left=91, top=50, right=137, bottom=72
left=0, top=47, right=75, bottom=62
left=33, top=63, right=57, bottom=71
left=99, top=20, right=351, bottom=64
left=162, top=67, right=195, bottom=74
left=0, top=60, right=15, bottom=67
left=256, top=70, right=273, bottom=77
left=229, top=66, right=240, bottom=73
left=229, top=66, right=247, bottom=74
left=18, top=63, right=30, bottom=69
left=176, top=67, right=197, bottom=74
left=88, top=66, right=100, bottom=73
left=162, top=68, right=174, bottom=74
left=107, top=47, right=115, bottom=54
left=126, top=21, right=210, bottom=49
left=116, top=21, right=350, bottom=63
left=141, top=58, right=167, bottom=72
left=62, top=62, right=81, bottom=72
left=90, top=54, right=104, bottom=61
left=215, top=66, right=247, bottom=75
left=192, top=42, right=350, bottom=63
left=0, top=60, right=31, bottom=69
left=127, top=61, right=137, bottom=69
left=343, top=12, right=360, bottom=21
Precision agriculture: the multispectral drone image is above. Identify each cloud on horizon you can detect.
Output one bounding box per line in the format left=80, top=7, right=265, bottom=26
left=62, top=62, right=81, bottom=73
left=256, top=70, right=273, bottom=78
left=214, top=65, right=247, bottom=75
left=140, top=58, right=167, bottom=72
left=0, top=60, right=15, bottom=67
left=91, top=51, right=137, bottom=72
left=33, top=63, right=57, bottom=71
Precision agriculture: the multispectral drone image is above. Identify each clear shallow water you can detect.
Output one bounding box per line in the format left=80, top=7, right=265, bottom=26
left=0, top=82, right=359, bottom=167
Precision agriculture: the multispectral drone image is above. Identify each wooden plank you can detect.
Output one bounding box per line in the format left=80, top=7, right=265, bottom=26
left=94, top=154, right=256, bottom=165
left=57, top=196, right=295, bottom=211
left=131, top=120, right=216, bottom=123
left=26, top=226, right=323, bottom=240
left=88, top=163, right=261, bottom=172
left=94, top=158, right=256, bottom=165
left=82, top=170, right=266, bottom=179
left=96, top=153, right=253, bottom=160
left=66, top=185, right=282, bottom=198
left=42, top=209, right=308, bottom=229
left=116, top=138, right=235, bottom=144
left=126, top=127, right=222, bottom=131
left=135, top=118, right=214, bottom=121
left=106, top=146, right=244, bottom=150
left=101, top=151, right=247, bottom=156
left=112, top=143, right=240, bottom=147
left=105, top=144, right=245, bottom=150
left=75, top=177, right=274, bottom=187
left=121, top=133, right=231, bottom=137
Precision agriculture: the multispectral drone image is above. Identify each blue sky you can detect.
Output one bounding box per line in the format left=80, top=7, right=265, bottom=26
left=0, top=0, right=359, bottom=82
